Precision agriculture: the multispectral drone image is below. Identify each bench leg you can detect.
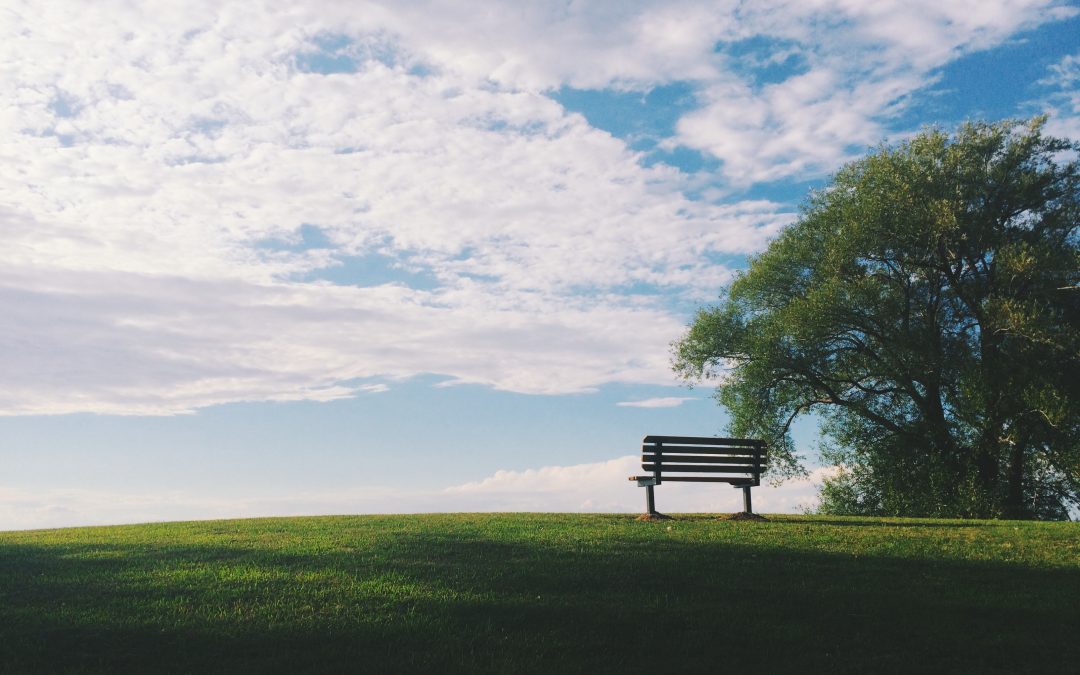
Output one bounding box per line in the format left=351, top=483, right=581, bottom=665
left=742, top=485, right=752, bottom=514
left=636, top=484, right=670, bottom=520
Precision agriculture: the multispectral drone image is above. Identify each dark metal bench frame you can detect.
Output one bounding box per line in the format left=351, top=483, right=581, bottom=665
left=628, top=435, right=767, bottom=518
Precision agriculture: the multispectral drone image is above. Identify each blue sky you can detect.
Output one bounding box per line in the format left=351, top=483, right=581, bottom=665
left=2, top=1, right=1079, bottom=529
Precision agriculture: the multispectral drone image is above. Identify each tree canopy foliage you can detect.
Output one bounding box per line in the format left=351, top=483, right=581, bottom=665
left=673, top=118, right=1080, bottom=519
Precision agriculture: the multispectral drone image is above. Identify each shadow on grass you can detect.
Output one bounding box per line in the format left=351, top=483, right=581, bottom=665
left=0, top=522, right=1077, bottom=674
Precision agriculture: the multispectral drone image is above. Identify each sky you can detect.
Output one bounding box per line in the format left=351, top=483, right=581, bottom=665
left=2, top=1, right=1079, bottom=530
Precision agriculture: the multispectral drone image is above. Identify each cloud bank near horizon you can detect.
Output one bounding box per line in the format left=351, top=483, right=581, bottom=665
left=0, top=456, right=834, bottom=531
left=2, top=0, right=1077, bottom=415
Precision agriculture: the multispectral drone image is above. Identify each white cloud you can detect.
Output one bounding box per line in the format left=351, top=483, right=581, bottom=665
left=674, top=70, right=924, bottom=184
left=356, top=383, right=390, bottom=394
left=444, top=457, right=835, bottom=514
left=0, top=458, right=837, bottom=530
left=670, top=0, right=1073, bottom=183
left=0, top=1, right=795, bottom=415
left=1035, top=53, right=1080, bottom=140
left=0, top=269, right=690, bottom=414
left=0, top=1, right=1072, bottom=415
left=616, top=397, right=697, bottom=408
left=1042, top=53, right=1080, bottom=89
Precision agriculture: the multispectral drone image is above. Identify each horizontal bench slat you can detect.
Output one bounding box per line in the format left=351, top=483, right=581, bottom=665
left=644, top=435, right=766, bottom=447
left=643, top=465, right=759, bottom=474
left=643, top=453, right=760, bottom=464
left=642, top=446, right=762, bottom=454
left=639, top=447, right=760, bottom=457
left=642, top=464, right=758, bottom=474
left=658, top=476, right=757, bottom=483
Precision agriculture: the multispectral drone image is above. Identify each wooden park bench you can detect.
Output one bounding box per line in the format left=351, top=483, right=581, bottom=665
left=629, top=435, right=767, bottom=519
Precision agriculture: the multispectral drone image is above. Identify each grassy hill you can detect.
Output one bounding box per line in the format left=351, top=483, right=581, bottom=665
left=1, top=513, right=1077, bottom=673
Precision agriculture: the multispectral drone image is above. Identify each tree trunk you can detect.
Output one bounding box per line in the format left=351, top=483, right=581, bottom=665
left=1003, top=440, right=1028, bottom=519
left=974, top=443, right=1000, bottom=518
left=976, top=314, right=1004, bottom=518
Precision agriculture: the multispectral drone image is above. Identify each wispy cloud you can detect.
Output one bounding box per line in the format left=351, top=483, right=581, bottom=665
left=1041, top=53, right=1080, bottom=88
left=616, top=397, right=696, bottom=408
left=1035, top=52, right=1080, bottom=139
left=356, top=383, right=390, bottom=394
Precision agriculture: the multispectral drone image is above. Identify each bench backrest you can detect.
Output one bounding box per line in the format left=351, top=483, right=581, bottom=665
left=641, top=435, right=766, bottom=485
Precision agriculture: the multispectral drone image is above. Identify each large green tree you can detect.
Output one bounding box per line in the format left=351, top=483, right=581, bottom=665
left=673, top=118, right=1080, bottom=520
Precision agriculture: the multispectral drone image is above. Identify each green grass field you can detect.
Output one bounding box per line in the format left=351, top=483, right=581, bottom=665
left=1, top=513, right=1077, bottom=673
